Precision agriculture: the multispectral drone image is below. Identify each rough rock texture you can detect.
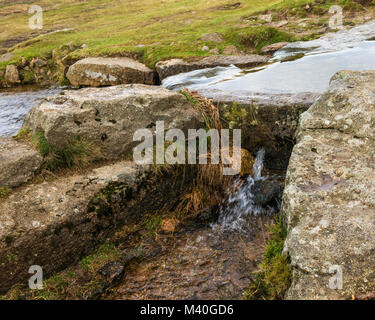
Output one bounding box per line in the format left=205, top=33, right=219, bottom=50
left=23, top=84, right=202, bottom=160
left=0, top=161, right=145, bottom=293
left=156, top=55, right=268, bottom=80
left=283, top=71, right=375, bottom=299
left=5, top=65, right=20, bottom=84
left=211, top=91, right=320, bottom=170
left=0, top=160, right=196, bottom=293
left=0, top=138, right=42, bottom=188
left=66, top=57, right=156, bottom=87
left=261, top=42, right=289, bottom=54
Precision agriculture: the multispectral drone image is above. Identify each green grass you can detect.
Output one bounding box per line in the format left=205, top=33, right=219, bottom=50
left=244, top=218, right=292, bottom=300
left=238, top=26, right=295, bottom=52
left=0, top=186, right=12, bottom=199
left=31, top=130, right=102, bottom=171
left=0, top=0, right=302, bottom=69
left=80, top=241, right=120, bottom=272
left=1, top=0, right=371, bottom=86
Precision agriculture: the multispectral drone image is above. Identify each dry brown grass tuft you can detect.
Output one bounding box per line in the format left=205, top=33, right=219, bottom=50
left=181, top=88, right=222, bottom=131
left=176, top=89, right=236, bottom=220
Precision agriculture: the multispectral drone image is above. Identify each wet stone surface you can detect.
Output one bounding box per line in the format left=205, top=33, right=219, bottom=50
left=105, top=216, right=272, bottom=300
left=104, top=152, right=283, bottom=300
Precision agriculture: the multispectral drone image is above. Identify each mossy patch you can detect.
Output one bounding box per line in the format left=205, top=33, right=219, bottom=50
left=13, top=128, right=31, bottom=142
left=0, top=186, right=12, bottom=199
left=237, top=26, right=295, bottom=52
left=32, top=131, right=102, bottom=171
left=244, top=218, right=292, bottom=300
left=81, top=241, right=121, bottom=272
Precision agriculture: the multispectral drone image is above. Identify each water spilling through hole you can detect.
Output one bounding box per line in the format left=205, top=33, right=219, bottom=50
left=214, top=148, right=280, bottom=233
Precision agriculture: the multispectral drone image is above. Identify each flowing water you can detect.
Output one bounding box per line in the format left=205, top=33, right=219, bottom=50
left=162, top=21, right=375, bottom=96
left=3, top=21, right=373, bottom=299
left=215, top=149, right=269, bottom=232
left=0, top=86, right=61, bottom=137
left=107, top=149, right=283, bottom=300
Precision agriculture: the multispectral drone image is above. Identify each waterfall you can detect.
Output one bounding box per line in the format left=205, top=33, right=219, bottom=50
left=214, top=148, right=267, bottom=232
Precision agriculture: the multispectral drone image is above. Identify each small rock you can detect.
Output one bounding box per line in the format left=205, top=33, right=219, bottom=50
left=200, top=32, right=224, bottom=43
left=66, top=57, right=156, bottom=87
left=261, top=42, right=289, bottom=54
left=81, top=44, right=88, bottom=49
left=156, top=54, right=268, bottom=80
left=201, top=45, right=209, bottom=51
left=223, top=45, right=241, bottom=55
left=0, top=138, right=42, bottom=187
left=20, top=57, right=27, bottom=67
left=161, top=218, right=179, bottom=233
left=98, top=262, right=125, bottom=285
left=5, top=65, right=20, bottom=84
left=0, top=53, right=14, bottom=63
left=30, top=58, right=47, bottom=69
left=316, top=27, right=328, bottom=35
left=258, top=14, right=272, bottom=23
left=209, top=48, right=219, bottom=54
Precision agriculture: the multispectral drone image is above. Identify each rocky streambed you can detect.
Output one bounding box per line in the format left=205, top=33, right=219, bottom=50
left=1, top=20, right=375, bottom=300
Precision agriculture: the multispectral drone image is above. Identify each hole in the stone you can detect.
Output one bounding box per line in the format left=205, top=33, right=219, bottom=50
left=101, top=133, right=108, bottom=142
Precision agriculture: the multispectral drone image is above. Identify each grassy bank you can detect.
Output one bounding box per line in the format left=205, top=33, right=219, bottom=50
left=1, top=0, right=373, bottom=74
left=0, top=0, right=282, bottom=68
left=244, top=218, right=292, bottom=300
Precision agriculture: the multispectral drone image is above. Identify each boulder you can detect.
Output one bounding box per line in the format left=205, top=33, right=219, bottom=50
left=0, top=162, right=146, bottom=293
left=156, top=55, right=268, bottom=80
left=66, top=57, right=156, bottom=87
left=0, top=157, right=197, bottom=293
left=5, top=65, right=20, bottom=84
left=282, top=71, right=375, bottom=299
left=212, top=92, right=320, bottom=170
left=261, top=42, right=289, bottom=55
left=23, top=84, right=202, bottom=161
left=0, top=138, right=42, bottom=188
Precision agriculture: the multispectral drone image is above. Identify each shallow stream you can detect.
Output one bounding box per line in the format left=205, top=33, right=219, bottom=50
left=162, top=20, right=375, bottom=97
